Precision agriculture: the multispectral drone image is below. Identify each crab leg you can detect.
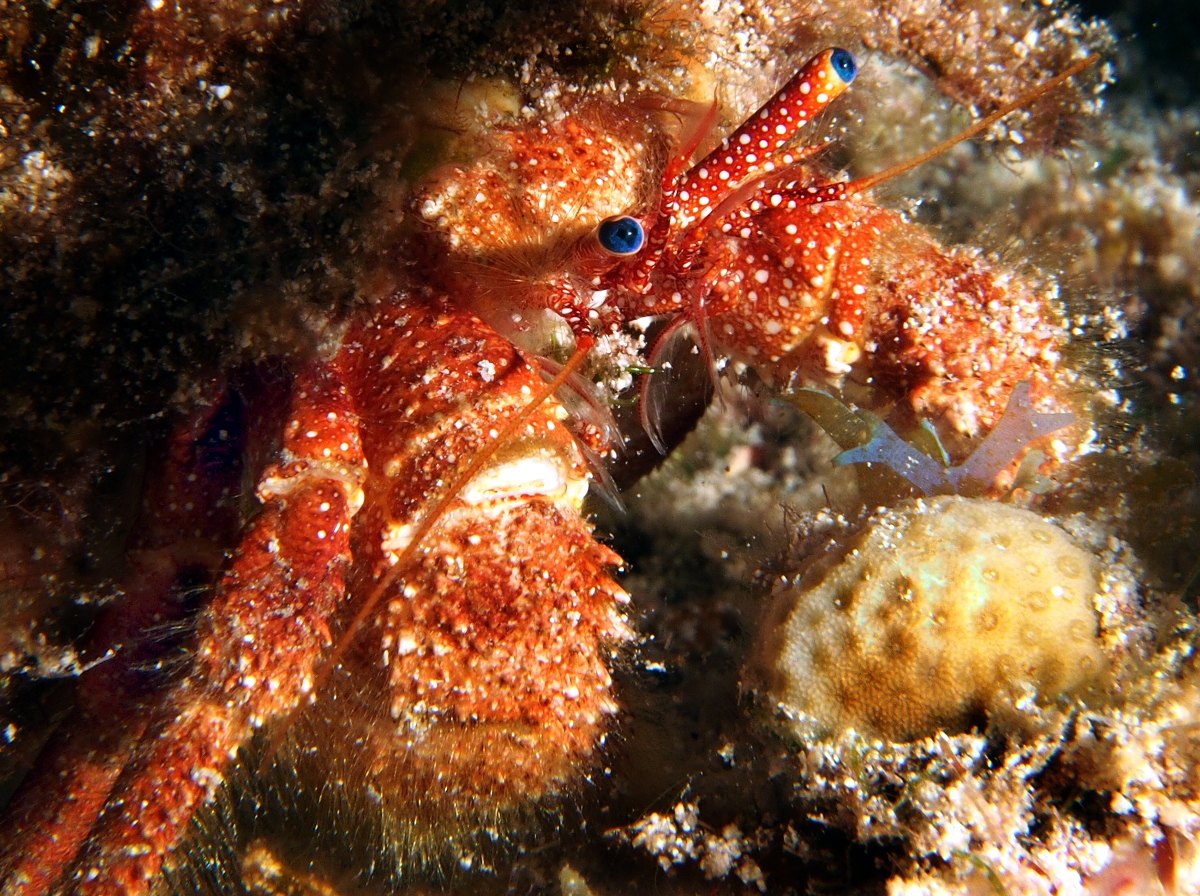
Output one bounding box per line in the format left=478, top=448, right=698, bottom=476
left=63, top=367, right=366, bottom=895
left=0, top=388, right=246, bottom=896
left=303, top=295, right=631, bottom=853
left=36, top=290, right=627, bottom=891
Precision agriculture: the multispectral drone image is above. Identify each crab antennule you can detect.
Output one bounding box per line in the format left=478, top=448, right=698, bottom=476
left=671, top=47, right=858, bottom=229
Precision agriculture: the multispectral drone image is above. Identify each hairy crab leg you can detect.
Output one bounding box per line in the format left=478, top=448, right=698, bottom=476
left=19, top=288, right=623, bottom=892
left=55, top=368, right=366, bottom=894
left=259, top=290, right=598, bottom=768
left=0, top=384, right=253, bottom=896
left=305, top=296, right=629, bottom=859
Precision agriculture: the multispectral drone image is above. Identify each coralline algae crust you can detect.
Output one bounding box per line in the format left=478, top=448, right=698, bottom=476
left=762, top=496, right=1109, bottom=742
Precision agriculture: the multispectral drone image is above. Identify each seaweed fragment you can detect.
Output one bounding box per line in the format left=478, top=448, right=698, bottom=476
left=787, top=382, right=1074, bottom=496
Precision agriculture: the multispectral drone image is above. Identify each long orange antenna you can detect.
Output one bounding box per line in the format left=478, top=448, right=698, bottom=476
left=841, top=53, right=1101, bottom=198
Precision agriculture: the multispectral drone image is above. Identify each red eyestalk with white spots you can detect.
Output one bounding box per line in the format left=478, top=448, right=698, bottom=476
left=616, top=48, right=860, bottom=295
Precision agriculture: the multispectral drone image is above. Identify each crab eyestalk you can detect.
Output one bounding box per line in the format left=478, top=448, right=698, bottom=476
left=611, top=48, right=859, bottom=296
left=671, top=47, right=858, bottom=230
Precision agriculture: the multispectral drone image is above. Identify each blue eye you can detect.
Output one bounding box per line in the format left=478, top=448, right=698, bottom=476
left=597, top=216, right=645, bottom=256
left=830, top=48, right=857, bottom=85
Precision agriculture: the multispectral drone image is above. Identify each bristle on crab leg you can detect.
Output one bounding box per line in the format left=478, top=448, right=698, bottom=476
left=0, top=393, right=245, bottom=896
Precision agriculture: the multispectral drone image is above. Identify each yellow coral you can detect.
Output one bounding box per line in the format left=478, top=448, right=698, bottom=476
left=759, top=497, right=1108, bottom=742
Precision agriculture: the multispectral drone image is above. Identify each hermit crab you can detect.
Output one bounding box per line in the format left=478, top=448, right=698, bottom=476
left=0, top=25, right=1102, bottom=895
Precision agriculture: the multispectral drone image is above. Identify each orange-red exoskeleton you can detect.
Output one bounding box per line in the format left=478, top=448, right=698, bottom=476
left=0, top=44, right=1096, bottom=894
left=418, top=48, right=1094, bottom=458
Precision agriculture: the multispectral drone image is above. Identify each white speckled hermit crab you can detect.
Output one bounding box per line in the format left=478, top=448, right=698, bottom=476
left=0, top=38, right=1095, bottom=894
